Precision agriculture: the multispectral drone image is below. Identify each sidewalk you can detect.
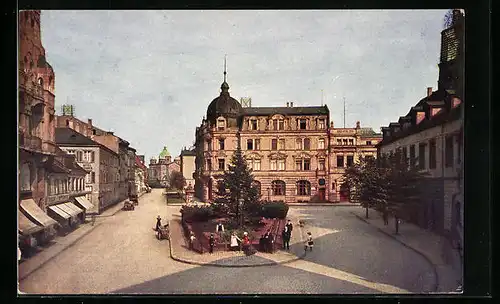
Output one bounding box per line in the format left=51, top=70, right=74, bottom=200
left=288, top=202, right=360, bottom=207
left=168, top=214, right=306, bottom=267
left=18, top=198, right=127, bottom=282
left=350, top=208, right=462, bottom=293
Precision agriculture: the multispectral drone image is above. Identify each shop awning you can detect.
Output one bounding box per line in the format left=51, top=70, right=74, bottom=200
left=20, top=199, right=57, bottom=227
left=74, top=196, right=94, bottom=210
left=48, top=205, right=71, bottom=220
left=56, top=203, right=81, bottom=217
left=18, top=210, right=44, bottom=236
left=66, top=203, right=84, bottom=215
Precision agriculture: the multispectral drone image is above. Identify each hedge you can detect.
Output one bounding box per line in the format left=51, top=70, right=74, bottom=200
left=180, top=205, right=215, bottom=222
left=260, top=201, right=289, bottom=219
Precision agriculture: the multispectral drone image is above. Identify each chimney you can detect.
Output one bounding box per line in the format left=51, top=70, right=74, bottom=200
left=356, top=121, right=360, bottom=129
left=427, top=87, right=433, bottom=97
left=88, top=118, right=93, bottom=127
left=290, top=102, right=294, bottom=107
left=330, top=121, right=334, bottom=128
left=286, top=102, right=289, bottom=107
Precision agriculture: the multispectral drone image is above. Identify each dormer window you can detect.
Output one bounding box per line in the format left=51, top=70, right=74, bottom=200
left=250, top=119, right=258, bottom=130
left=318, top=119, right=325, bottom=129
left=217, top=119, right=225, bottom=131
left=38, top=78, right=43, bottom=86
left=299, top=119, right=307, bottom=130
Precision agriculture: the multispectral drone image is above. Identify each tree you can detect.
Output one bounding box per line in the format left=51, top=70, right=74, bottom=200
left=169, top=171, right=186, bottom=190
left=214, top=143, right=260, bottom=227
left=343, top=156, right=380, bottom=219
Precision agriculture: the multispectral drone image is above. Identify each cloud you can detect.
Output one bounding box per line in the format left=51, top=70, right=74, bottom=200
left=40, top=9, right=448, bottom=160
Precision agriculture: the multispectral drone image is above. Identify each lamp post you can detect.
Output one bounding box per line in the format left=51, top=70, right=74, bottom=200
left=267, top=187, right=271, bottom=201
left=238, top=198, right=244, bottom=227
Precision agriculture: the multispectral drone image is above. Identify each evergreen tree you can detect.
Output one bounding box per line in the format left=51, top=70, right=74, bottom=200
left=214, top=142, right=260, bottom=227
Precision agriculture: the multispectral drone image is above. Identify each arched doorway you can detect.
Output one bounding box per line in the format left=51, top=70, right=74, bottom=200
left=339, top=182, right=350, bottom=202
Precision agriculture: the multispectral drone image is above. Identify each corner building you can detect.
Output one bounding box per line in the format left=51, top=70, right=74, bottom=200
left=194, top=78, right=331, bottom=203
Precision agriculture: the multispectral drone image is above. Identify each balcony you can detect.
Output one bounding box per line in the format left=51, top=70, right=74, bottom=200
left=19, top=133, right=42, bottom=152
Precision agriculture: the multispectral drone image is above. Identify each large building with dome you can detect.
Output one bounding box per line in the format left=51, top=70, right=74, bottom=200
left=147, top=146, right=181, bottom=188
left=194, top=69, right=381, bottom=203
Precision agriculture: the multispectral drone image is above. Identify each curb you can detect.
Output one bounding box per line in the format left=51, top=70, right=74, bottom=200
left=351, top=212, right=439, bottom=292
left=288, top=203, right=360, bottom=207
left=167, top=220, right=306, bottom=268
left=19, top=223, right=100, bottom=281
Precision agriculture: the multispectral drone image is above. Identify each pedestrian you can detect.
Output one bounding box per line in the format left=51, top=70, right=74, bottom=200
left=282, top=226, right=291, bottom=250
left=286, top=219, right=293, bottom=236
left=383, top=211, right=389, bottom=226
left=209, top=233, right=215, bottom=254
left=242, top=232, right=250, bottom=254
left=215, top=222, right=225, bottom=238
left=189, top=231, right=196, bottom=251
left=304, top=232, right=314, bottom=251
left=230, top=232, right=241, bottom=251
left=155, top=215, right=162, bottom=231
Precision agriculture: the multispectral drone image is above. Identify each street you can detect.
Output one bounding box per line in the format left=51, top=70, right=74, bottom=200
left=19, top=189, right=436, bottom=294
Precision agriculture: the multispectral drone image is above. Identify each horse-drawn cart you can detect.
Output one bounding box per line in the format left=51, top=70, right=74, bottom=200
left=155, top=225, right=169, bottom=240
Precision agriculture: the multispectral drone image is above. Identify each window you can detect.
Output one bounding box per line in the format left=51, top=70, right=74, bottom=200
left=90, top=151, right=95, bottom=162
left=296, top=138, right=303, bottom=150
left=279, top=139, right=285, bottom=150
left=346, top=155, right=354, bottom=167
left=297, top=180, right=311, bottom=195
left=303, top=159, right=311, bottom=170
left=250, top=119, right=258, bottom=130
left=255, top=139, right=261, bottom=150
left=295, top=159, right=302, bottom=171
left=218, top=159, right=225, bottom=171
left=303, top=138, right=310, bottom=150
left=418, top=143, right=426, bottom=170
left=349, top=139, right=354, bottom=145
left=270, top=159, right=277, bottom=171
left=343, top=139, right=348, bottom=145
left=217, top=181, right=226, bottom=194
left=366, top=141, right=372, bottom=145
left=253, top=159, right=261, bottom=171
left=278, top=120, right=284, bottom=130
left=271, top=139, right=278, bottom=150
left=271, top=180, right=286, bottom=196
left=318, top=119, right=325, bottom=129
left=219, top=139, right=225, bottom=150
left=278, top=159, right=286, bottom=171
left=429, top=139, right=437, bottom=169
left=206, top=140, right=212, bottom=151
left=247, top=139, right=253, bottom=150
left=91, top=172, right=95, bottom=183
left=337, top=155, right=344, bottom=167
left=273, top=120, right=278, bottom=131
left=409, top=145, right=416, bottom=167
left=318, top=159, right=325, bottom=170
left=76, top=151, right=83, bottom=162
left=318, top=138, right=325, bottom=149
left=299, top=119, right=307, bottom=130
left=217, top=119, right=225, bottom=131
left=445, top=136, right=454, bottom=167
left=337, top=139, right=342, bottom=145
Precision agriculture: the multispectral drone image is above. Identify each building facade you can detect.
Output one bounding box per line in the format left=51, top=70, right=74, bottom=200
left=180, top=148, right=196, bottom=189
left=328, top=121, right=382, bottom=202
left=147, top=146, right=181, bottom=188
left=55, top=128, right=121, bottom=213
left=135, top=155, right=148, bottom=195
left=377, top=10, right=464, bottom=242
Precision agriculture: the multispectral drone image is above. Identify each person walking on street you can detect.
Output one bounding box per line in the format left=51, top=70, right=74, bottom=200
left=189, top=231, right=196, bottom=251
left=155, top=215, right=162, bottom=231
left=282, top=226, right=291, bottom=250
left=286, top=219, right=293, bottom=237
left=304, top=232, right=314, bottom=251
left=209, top=233, right=216, bottom=254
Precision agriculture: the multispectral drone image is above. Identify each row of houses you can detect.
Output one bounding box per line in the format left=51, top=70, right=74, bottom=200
left=377, top=9, right=464, bottom=257
left=18, top=10, right=148, bottom=254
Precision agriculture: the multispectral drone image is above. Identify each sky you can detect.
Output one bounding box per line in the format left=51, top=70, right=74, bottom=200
left=40, top=10, right=449, bottom=162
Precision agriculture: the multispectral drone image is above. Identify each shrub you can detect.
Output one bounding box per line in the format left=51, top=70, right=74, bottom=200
left=260, top=201, right=289, bottom=219
left=180, top=205, right=215, bottom=222
left=210, top=202, right=230, bottom=217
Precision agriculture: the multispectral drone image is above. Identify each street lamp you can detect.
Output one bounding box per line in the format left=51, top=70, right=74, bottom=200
left=267, top=187, right=270, bottom=201
left=238, top=198, right=244, bottom=227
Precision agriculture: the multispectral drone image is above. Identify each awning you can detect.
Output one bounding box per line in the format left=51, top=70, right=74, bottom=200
left=57, top=203, right=81, bottom=217
left=20, top=199, right=58, bottom=227
left=18, top=210, right=44, bottom=236
left=74, top=196, right=94, bottom=210
left=66, top=203, right=84, bottom=215
left=48, top=205, right=71, bottom=220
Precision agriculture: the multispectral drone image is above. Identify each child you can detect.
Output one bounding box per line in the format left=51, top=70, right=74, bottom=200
left=189, top=231, right=196, bottom=250
left=304, top=232, right=314, bottom=251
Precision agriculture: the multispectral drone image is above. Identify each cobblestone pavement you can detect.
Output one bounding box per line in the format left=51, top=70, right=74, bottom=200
left=19, top=190, right=437, bottom=294
left=350, top=208, right=462, bottom=293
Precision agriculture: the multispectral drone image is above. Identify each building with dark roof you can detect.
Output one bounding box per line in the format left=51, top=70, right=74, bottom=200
left=377, top=9, right=464, bottom=258
left=55, top=128, right=121, bottom=213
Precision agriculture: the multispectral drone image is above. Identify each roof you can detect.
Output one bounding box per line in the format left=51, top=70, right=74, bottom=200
left=159, top=146, right=171, bottom=158
left=358, top=128, right=383, bottom=138
left=55, top=128, right=118, bottom=156
left=242, top=105, right=329, bottom=116
left=135, top=155, right=147, bottom=171
left=181, top=149, right=196, bottom=156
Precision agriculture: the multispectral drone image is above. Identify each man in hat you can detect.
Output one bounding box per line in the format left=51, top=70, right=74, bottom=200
left=282, top=226, right=291, bottom=250
left=286, top=219, right=293, bottom=237
left=215, top=221, right=225, bottom=238
left=209, top=233, right=216, bottom=254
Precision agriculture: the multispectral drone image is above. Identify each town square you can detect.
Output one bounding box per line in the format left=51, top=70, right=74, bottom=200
left=18, top=9, right=464, bottom=294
